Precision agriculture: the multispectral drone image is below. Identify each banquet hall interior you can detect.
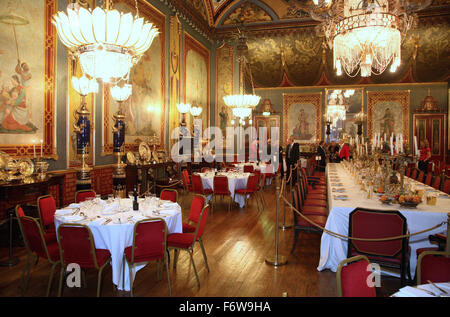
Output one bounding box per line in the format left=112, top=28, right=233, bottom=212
left=0, top=0, right=449, bottom=299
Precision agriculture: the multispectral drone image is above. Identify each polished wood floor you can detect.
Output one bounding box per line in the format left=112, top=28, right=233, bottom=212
left=0, top=178, right=400, bottom=297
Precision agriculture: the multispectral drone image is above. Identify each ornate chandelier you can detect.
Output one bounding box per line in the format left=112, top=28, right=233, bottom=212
left=326, top=89, right=354, bottom=125
left=306, top=0, right=429, bottom=77
left=52, top=0, right=158, bottom=82
left=224, top=31, right=260, bottom=121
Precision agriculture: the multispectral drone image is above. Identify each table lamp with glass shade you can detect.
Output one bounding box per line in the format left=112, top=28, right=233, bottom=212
left=72, top=74, right=98, bottom=190
left=110, top=83, right=132, bottom=198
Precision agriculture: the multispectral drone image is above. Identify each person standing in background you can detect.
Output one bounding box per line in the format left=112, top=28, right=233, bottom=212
left=338, top=139, right=350, bottom=161
left=418, top=139, right=431, bottom=172
left=317, top=140, right=326, bottom=171
left=285, top=135, right=299, bottom=184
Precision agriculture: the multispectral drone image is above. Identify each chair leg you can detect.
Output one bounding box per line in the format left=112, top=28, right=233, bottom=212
left=46, top=262, right=58, bottom=297
left=128, top=263, right=134, bottom=297
left=188, top=249, right=200, bottom=287
left=18, top=253, right=32, bottom=292
left=165, top=258, right=172, bottom=297
left=58, top=264, right=66, bottom=297
left=290, top=229, right=299, bottom=254
left=198, top=238, right=209, bottom=272
left=97, top=266, right=106, bottom=297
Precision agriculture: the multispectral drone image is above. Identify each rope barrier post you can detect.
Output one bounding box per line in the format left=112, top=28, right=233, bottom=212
left=279, top=167, right=293, bottom=230
left=446, top=213, right=449, bottom=256
left=266, top=185, right=287, bottom=267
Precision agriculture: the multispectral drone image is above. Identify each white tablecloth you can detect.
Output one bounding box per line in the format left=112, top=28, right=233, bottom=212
left=318, top=163, right=449, bottom=279
left=54, top=197, right=182, bottom=291
left=392, top=282, right=450, bottom=297
left=199, top=172, right=250, bottom=208
left=234, top=163, right=274, bottom=185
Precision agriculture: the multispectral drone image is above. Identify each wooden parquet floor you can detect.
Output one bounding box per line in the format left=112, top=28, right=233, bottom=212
left=0, top=179, right=400, bottom=297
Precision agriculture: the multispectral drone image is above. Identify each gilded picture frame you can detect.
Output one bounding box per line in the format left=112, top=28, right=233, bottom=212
left=283, top=93, right=322, bottom=145
left=102, top=0, right=166, bottom=155
left=0, top=0, right=57, bottom=159
left=367, top=90, right=410, bottom=144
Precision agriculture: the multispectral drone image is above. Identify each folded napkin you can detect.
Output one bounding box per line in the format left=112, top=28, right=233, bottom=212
left=55, top=209, right=74, bottom=216
left=396, top=286, right=435, bottom=297
left=68, top=203, right=81, bottom=208
left=62, top=214, right=85, bottom=222
left=102, top=202, right=119, bottom=214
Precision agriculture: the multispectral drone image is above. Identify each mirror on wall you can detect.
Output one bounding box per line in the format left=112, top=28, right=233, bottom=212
left=324, top=88, right=364, bottom=142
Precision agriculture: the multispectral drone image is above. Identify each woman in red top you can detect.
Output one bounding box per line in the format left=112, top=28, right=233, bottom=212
left=418, top=139, right=431, bottom=172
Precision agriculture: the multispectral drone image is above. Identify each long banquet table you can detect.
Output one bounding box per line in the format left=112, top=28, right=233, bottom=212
left=54, top=197, right=182, bottom=291
left=318, top=163, right=449, bottom=278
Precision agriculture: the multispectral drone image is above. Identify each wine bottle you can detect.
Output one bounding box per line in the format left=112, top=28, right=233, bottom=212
left=133, top=185, right=139, bottom=211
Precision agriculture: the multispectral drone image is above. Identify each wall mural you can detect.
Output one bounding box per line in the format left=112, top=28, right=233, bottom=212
left=0, top=0, right=56, bottom=158
left=186, top=0, right=209, bottom=23
left=215, top=43, right=234, bottom=146
left=169, top=15, right=181, bottom=150
left=223, top=1, right=272, bottom=25
left=184, top=32, right=210, bottom=133
left=283, top=93, right=322, bottom=145
left=367, top=91, right=410, bottom=146
left=102, top=0, right=165, bottom=154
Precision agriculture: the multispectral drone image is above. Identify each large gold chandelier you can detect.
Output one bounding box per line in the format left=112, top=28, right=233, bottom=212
left=306, top=0, right=429, bottom=77
left=52, top=0, right=158, bottom=82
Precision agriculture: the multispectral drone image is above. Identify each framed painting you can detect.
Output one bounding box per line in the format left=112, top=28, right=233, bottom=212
left=367, top=91, right=410, bottom=143
left=184, top=32, right=210, bottom=135
left=102, top=0, right=166, bottom=155
left=283, top=93, right=322, bottom=145
left=253, top=115, right=280, bottom=141
left=215, top=44, right=234, bottom=144
left=0, top=0, right=56, bottom=158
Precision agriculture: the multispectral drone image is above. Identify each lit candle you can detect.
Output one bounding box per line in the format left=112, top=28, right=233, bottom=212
left=390, top=135, right=394, bottom=156
left=414, top=136, right=418, bottom=157
left=400, top=134, right=403, bottom=153
left=40, top=139, right=43, bottom=157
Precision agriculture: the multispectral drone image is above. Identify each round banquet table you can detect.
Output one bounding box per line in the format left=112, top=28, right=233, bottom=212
left=198, top=171, right=250, bottom=208
left=233, top=162, right=274, bottom=185
left=54, top=197, right=182, bottom=291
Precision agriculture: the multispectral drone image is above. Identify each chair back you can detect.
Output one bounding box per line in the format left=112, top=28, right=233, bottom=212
left=201, top=167, right=211, bottom=173
left=193, top=205, right=210, bottom=242
left=16, top=205, right=25, bottom=218
left=348, top=208, right=407, bottom=258
left=246, top=174, right=259, bottom=192
left=405, top=168, right=411, bottom=177
left=443, top=178, right=450, bottom=194
left=417, top=251, right=450, bottom=284
left=75, top=190, right=96, bottom=203
left=424, top=173, right=433, bottom=186
left=18, top=215, right=52, bottom=260
left=191, top=174, right=206, bottom=194
left=213, top=176, right=229, bottom=195
left=37, top=195, right=56, bottom=227
left=432, top=175, right=441, bottom=190
left=337, top=255, right=376, bottom=297
left=418, top=170, right=425, bottom=183
left=188, top=194, right=206, bottom=224
left=243, top=165, right=254, bottom=173
left=58, top=224, right=102, bottom=269
left=129, top=219, right=167, bottom=264
left=259, top=173, right=266, bottom=189
left=411, top=169, right=418, bottom=180
left=160, top=189, right=178, bottom=203
left=181, top=169, right=191, bottom=190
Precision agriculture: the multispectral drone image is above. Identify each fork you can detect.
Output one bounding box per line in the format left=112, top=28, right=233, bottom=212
left=427, top=280, right=449, bottom=295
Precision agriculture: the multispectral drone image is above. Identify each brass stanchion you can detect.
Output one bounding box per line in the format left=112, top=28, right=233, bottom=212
left=445, top=213, right=449, bottom=256
left=279, top=167, right=293, bottom=230
left=266, top=184, right=288, bottom=266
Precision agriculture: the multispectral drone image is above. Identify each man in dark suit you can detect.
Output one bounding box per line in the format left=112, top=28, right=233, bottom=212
left=285, top=135, right=300, bottom=184
left=317, top=140, right=327, bottom=172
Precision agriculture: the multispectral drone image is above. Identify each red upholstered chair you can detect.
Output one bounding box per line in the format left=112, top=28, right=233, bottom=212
left=348, top=208, right=411, bottom=286
left=181, top=169, right=192, bottom=193
left=37, top=195, right=57, bottom=236
left=182, top=194, right=206, bottom=233
left=443, top=177, right=450, bottom=194
left=191, top=174, right=213, bottom=198
left=201, top=167, right=212, bottom=173
left=337, top=255, right=376, bottom=297
left=122, top=219, right=171, bottom=296
left=167, top=204, right=210, bottom=287
left=405, top=167, right=412, bottom=178
left=264, top=164, right=277, bottom=186
left=417, top=251, right=450, bottom=284
left=160, top=189, right=178, bottom=203
left=256, top=173, right=267, bottom=207
left=417, top=170, right=425, bottom=183
left=75, top=189, right=96, bottom=203
left=243, top=165, right=254, bottom=173
left=213, top=175, right=232, bottom=212
left=411, top=168, right=418, bottom=180
left=290, top=186, right=327, bottom=254
left=297, top=173, right=327, bottom=209
left=57, top=224, right=111, bottom=297
left=424, top=173, right=433, bottom=186
left=431, top=175, right=441, bottom=191
left=15, top=211, right=60, bottom=296
left=234, top=174, right=261, bottom=210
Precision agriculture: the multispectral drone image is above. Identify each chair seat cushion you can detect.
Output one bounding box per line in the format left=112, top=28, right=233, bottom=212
left=301, top=205, right=328, bottom=216
left=182, top=222, right=196, bottom=233
left=94, top=249, right=112, bottom=267
left=304, top=199, right=327, bottom=208
left=295, top=215, right=327, bottom=228
left=214, top=190, right=231, bottom=195
left=124, top=246, right=160, bottom=264
left=416, top=247, right=439, bottom=256
left=235, top=189, right=255, bottom=194
left=43, top=232, right=57, bottom=244
left=307, top=193, right=327, bottom=200
left=167, top=233, right=195, bottom=249
left=203, top=189, right=213, bottom=195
